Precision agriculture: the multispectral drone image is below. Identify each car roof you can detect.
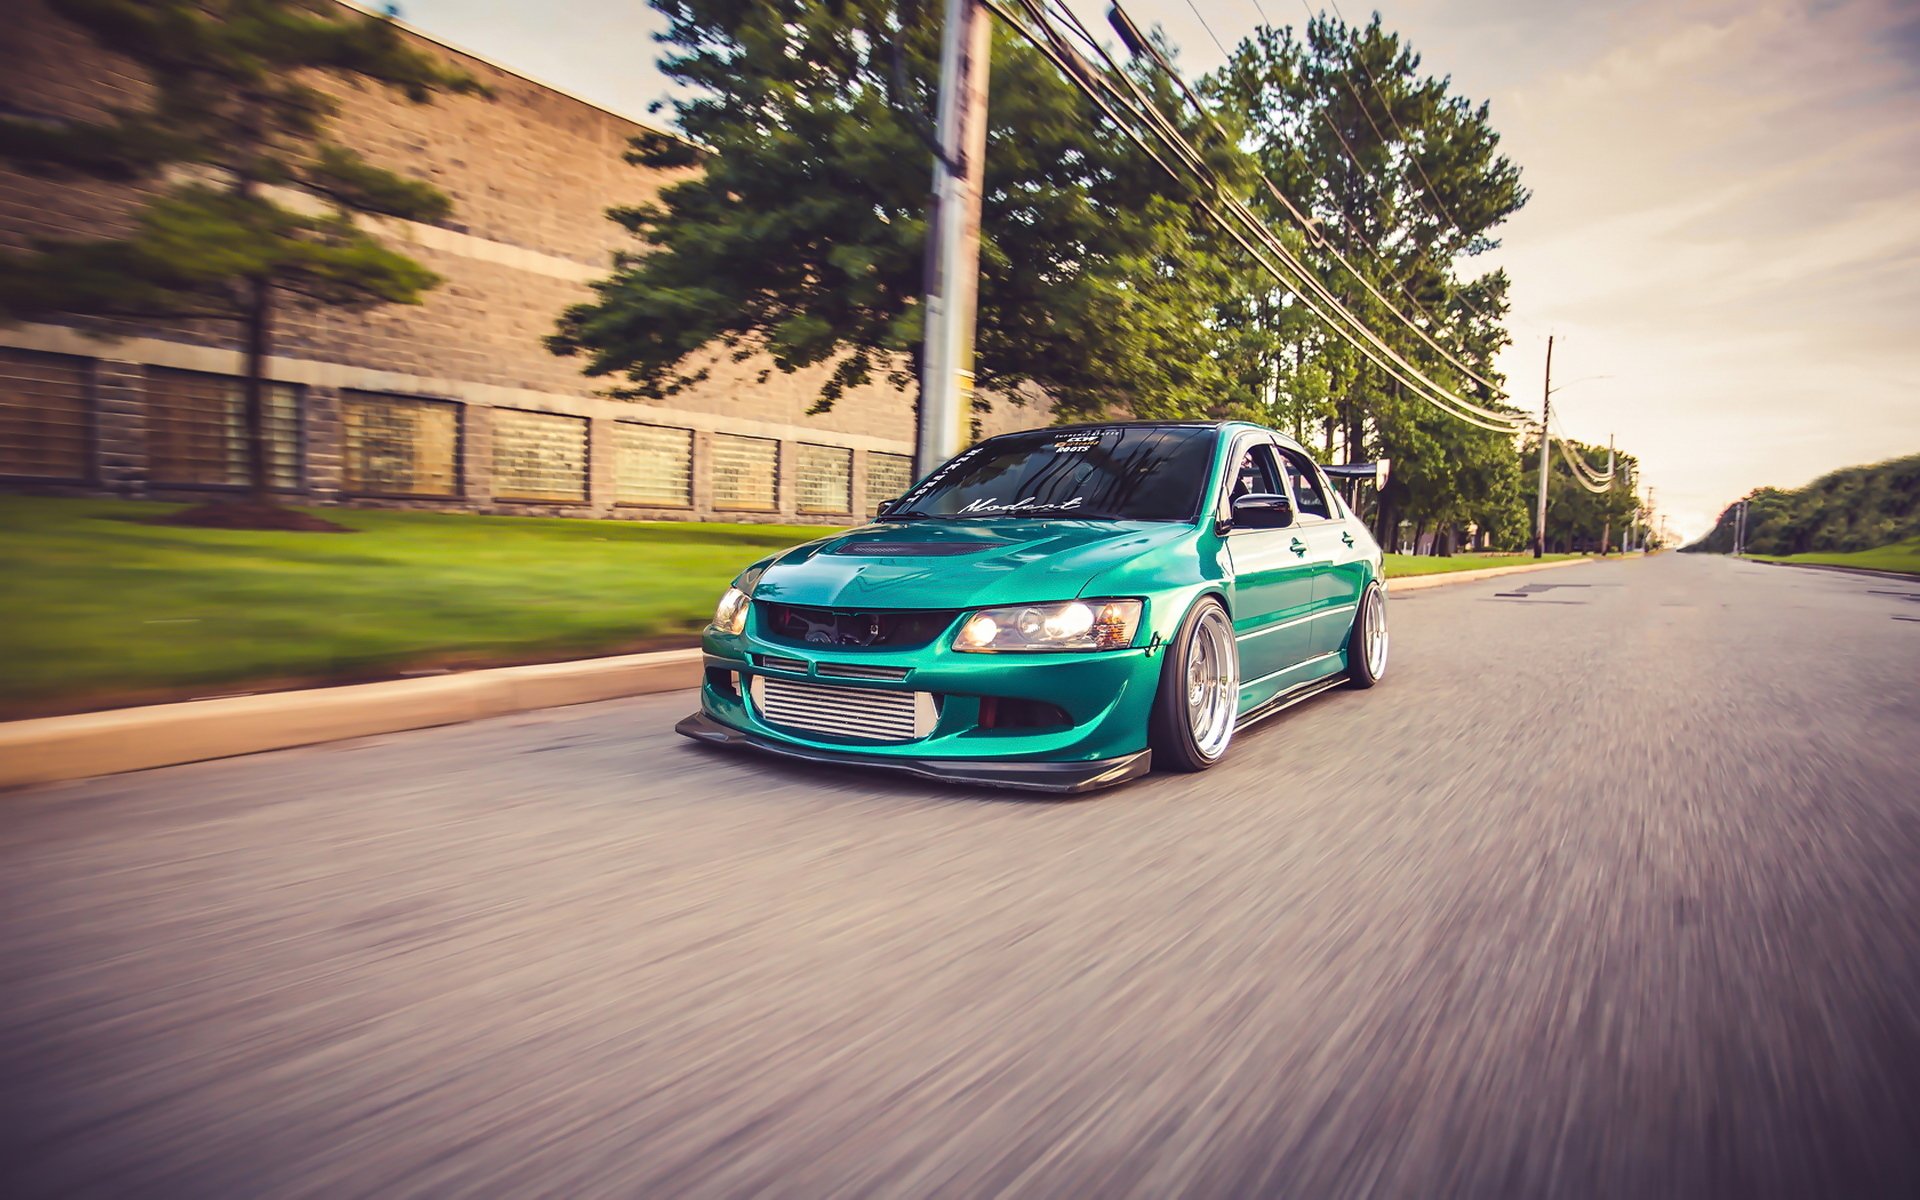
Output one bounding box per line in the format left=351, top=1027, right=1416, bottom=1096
left=986, top=419, right=1315, bottom=457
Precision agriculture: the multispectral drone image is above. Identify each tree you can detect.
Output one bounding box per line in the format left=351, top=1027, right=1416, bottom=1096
left=1513, top=435, right=1638, bottom=553
left=0, top=0, right=484, bottom=522
left=549, top=0, right=1248, bottom=423
left=1688, top=454, right=1920, bottom=555
left=1206, top=13, right=1529, bottom=541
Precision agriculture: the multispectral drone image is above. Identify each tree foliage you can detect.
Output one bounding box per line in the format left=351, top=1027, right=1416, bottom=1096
left=1512, top=436, right=1641, bottom=553
left=1687, top=454, right=1920, bottom=555
left=550, top=0, right=1253, bottom=422
left=1206, top=13, right=1531, bottom=547
left=0, top=0, right=483, bottom=500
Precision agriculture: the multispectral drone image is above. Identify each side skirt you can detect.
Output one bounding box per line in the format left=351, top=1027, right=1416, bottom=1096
left=1234, top=672, right=1348, bottom=731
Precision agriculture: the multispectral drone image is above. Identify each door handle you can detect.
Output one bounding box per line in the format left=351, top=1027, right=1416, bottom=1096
left=1289, top=537, right=1308, bottom=556
left=1342, top=531, right=1356, bottom=547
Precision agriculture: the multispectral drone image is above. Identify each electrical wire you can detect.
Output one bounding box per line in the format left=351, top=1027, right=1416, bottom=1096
left=1555, top=440, right=1614, bottom=493
left=1550, top=430, right=1615, bottom=490
left=1051, top=2, right=1513, bottom=401
left=1308, top=0, right=1495, bottom=323
left=1184, top=0, right=1231, bottom=59
left=1041, top=2, right=1529, bottom=428
left=1013, top=1, right=1530, bottom=435
left=989, top=0, right=1529, bottom=437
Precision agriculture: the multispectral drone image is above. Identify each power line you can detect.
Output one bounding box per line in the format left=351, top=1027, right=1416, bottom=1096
left=1300, top=0, right=1496, bottom=324
left=1184, top=0, right=1231, bottom=59
left=1033, top=3, right=1527, bottom=433
left=1080, top=2, right=1513, bottom=400
left=991, top=0, right=1529, bottom=437
left=1324, top=0, right=1476, bottom=242
left=1067, top=3, right=1529, bottom=427
left=1555, top=437, right=1613, bottom=493
left=1027, top=1, right=1531, bottom=434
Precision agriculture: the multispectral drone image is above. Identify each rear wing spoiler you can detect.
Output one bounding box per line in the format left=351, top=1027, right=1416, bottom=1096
left=1323, top=460, right=1390, bottom=489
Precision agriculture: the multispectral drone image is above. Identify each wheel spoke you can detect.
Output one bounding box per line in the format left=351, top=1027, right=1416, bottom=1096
left=1184, top=608, right=1237, bottom=760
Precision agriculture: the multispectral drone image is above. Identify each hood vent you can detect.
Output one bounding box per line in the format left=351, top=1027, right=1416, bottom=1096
left=830, top=541, right=986, bottom=557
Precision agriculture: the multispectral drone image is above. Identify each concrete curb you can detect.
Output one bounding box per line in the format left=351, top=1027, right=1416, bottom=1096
left=2, top=556, right=1619, bottom=790
left=0, top=648, right=704, bottom=790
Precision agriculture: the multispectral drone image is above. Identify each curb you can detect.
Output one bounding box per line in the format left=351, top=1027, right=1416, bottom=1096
left=1386, top=555, right=1606, bottom=592
left=0, top=648, right=703, bottom=790
left=2, top=556, right=1622, bottom=790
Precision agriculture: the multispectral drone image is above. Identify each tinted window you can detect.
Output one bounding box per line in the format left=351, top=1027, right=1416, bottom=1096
left=892, top=426, right=1216, bottom=521
left=1226, top=442, right=1283, bottom=505
left=1277, top=449, right=1332, bottom=519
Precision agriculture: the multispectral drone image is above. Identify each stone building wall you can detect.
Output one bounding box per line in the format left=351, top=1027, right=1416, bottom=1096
left=0, top=0, right=1047, bottom=524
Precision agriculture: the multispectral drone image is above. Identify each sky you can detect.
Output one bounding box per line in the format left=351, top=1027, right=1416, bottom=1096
left=394, top=0, right=1920, bottom=543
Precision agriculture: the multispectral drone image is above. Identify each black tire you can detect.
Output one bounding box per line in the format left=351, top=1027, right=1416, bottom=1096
left=1344, top=580, right=1388, bottom=688
left=1148, top=596, right=1238, bottom=773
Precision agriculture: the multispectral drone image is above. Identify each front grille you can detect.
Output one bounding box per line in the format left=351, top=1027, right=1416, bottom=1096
left=749, top=675, right=937, bottom=742
left=816, top=662, right=912, bottom=681
left=831, top=542, right=986, bottom=557
left=753, top=654, right=809, bottom=673
left=760, top=604, right=957, bottom=650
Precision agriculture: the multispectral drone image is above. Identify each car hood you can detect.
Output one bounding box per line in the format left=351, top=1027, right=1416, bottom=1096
left=751, top=519, right=1195, bottom=610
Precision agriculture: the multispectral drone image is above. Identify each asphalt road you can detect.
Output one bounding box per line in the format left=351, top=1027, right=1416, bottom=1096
left=4, top=554, right=1919, bottom=1198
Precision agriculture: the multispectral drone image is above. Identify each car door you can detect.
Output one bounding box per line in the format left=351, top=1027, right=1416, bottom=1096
left=1275, top=447, right=1366, bottom=658
left=1222, top=440, right=1331, bottom=701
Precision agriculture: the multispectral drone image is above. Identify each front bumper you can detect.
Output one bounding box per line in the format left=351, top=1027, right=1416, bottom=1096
left=675, top=710, right=1152, bottom=793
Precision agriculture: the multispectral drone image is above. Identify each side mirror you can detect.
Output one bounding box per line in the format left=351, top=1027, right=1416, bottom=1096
left=1230, top=492, right=1294, bottom=529
left=874, top=497, right=899, bottom=516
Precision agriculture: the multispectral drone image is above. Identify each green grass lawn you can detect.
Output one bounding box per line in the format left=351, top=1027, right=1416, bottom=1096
left=0, top=496, right=826, bottom=716
left=1747, top=537, right=1920, bottom=577
left=1382, top=551, right=1585, bottom=577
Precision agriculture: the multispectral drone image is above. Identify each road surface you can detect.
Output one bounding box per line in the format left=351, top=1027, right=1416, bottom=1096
left=4, top=554, right=1919, bottom=1198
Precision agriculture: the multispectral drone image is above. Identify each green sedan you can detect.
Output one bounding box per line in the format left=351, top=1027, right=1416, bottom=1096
left=677, top=420, right=1389, bottom=792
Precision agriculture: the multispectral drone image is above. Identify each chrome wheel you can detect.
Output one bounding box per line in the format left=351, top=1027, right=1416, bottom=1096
left=1363, top=585, right=1389, bottom=678
left=1184, top=605, right=1239, bottom=760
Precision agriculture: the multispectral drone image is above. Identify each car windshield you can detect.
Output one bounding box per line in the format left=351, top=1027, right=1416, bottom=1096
left=885, top=426, right=1216, bottom=522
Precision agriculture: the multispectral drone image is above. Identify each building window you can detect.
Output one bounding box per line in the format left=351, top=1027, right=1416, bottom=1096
left=865, top=451, right=913, bottom=513
left=796, top=443, right=853, bottom=514
left=613, top=422, right=693, bottom=507
left=0, top=348, right=91, bottom=482
left=341, top=392, right=461, bottom=498
left=711, top=433, right=778, bottom=512
left=147, top=368, right=301, bottom=490
left=491, top=408, right=588, bottom=503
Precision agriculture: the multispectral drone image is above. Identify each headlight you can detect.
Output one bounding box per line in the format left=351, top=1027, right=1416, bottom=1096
left=952, top=599, right=1143, bottom=652
left=713, top=586, right=751, bottom=635
left=711, top=567, right=764, bottom=635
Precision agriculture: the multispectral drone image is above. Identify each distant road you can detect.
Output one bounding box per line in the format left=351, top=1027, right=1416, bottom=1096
left=4, top=555, right=1919, bottom=1198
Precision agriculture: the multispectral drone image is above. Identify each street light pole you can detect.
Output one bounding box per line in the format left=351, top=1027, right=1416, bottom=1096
left=917, top=0, right=991, bottom=479
left=1533, top=335, right=1554, bottom=559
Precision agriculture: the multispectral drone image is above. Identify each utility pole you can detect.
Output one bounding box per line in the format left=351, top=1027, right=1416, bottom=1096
left=1532, top=334, right=1554, bottom=558
left=917, top=0, right=991, bottom=479
left=1600, top=432, right=1615, bottom=556
left=1647, top=485, right=1657, bottom=551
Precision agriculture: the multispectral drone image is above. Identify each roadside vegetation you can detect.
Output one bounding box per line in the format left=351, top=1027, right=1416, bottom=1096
left=1381, top=552, right=1584, bottom=577
left=1747, top=537, right=1920, bottom=577
left=0, top=497, right=814, bottom=717
left=1690, top=454, right=1919, bottom=556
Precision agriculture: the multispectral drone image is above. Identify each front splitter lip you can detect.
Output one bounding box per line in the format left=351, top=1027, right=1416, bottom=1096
left=673, top=711, right=1153, bottom=795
